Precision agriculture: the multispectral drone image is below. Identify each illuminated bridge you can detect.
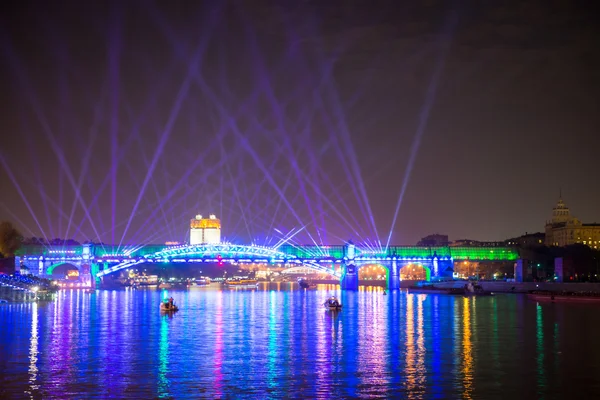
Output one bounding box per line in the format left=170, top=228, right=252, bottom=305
left=16, top=242, right=520, bottom=290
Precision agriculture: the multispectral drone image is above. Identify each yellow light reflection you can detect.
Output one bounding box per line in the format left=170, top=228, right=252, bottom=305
left=416, top=295, right=426, bottom=387
left=404, top=294, right=427, bottom=397
left=405, top=294, right=417, bottom=392
left=462, top=297, right=473, bottom=399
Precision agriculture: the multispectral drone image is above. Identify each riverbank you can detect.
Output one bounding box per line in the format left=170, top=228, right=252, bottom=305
left=0, top=273, right=59, bottom=302
left=424, top=280, right=600, bottom=293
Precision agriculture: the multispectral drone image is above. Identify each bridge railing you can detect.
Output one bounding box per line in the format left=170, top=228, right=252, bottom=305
left=449, top=247, right=519, bottom=261
left=92, top=244, right=169, bottom=258
left=356, top=246, right=519, bottom=261
left=17, top=244, right=82, bottom=257
left=17, top=243, right=521, bottom=263
left=278, top=245, right=346, bottom=259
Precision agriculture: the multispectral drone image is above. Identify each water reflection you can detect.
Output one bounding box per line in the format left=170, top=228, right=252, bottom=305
left=536, top=304, right=546, bottom=398
left=158, top=313, right=170, bottom=398
left=2, top=289, right=600, bottom=398
left=404, top=294, right=417, bottom=395
left=430, top=296, right=442, bottom=395
left=415, top=295, right=426, bottom=390
left=213, top=290, right=224, bottom=397
left=462, top=297, right=473, bottom=399
left=47, top=290, right=75, bottom=397
left=26, top=302, right=39, bottom=399
left=403, top=293, right=427, bottom=398
left=356, top=289, right=389, bottom=396
left=553, top=322, right=559, bottom=377
left=267, top=291, right=278, bottom=392
left=491, top=299, right=500, bottom=370
left=316, top=293, right=340, bottom=397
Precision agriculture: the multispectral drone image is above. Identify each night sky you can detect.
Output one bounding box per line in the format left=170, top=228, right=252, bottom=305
left=1, top=0, right=598, bottom=247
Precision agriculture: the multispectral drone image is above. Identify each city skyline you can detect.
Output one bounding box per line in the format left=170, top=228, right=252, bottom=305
left=1, top=1, right=598, bottom=246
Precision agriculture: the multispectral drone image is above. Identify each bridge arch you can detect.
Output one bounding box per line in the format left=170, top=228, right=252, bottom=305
left=47, top=262, right=80, bottom=279
left=280, top=266, right=339, bottom=278
left=398, top=262, right=431, bottom=281
left=355, top=263, right=390, bottom=287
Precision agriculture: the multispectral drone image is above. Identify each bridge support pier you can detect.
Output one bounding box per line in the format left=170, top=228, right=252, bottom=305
left=436, top=258, right=454, bottom=280
left=554, top=257, right=564, bottom=282
left=80, top=263, right=91, bottom=287
left=514, top=259, right=526, bottom=282
left=80, top=243, right=94, bottom=288
left=340, top=263, right=358, bottom=291
left=91, top=262, right=101, bottom=288
left=388, top=260, right=400, bottom=290
left=340, top=241, right=358, bottom=290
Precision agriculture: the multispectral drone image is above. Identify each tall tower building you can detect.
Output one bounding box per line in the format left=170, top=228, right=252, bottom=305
left=190, top=214, right=221, bottom=245
left=551, top=197, right=571, bottom=224
left=544, top=196, right=600, bottom=247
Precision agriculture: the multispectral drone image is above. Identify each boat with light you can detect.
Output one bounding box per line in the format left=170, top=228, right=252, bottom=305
left=323, top=296, right=342, bottom=310
left=160, top=300, right=179, bottom=312
left=223, top=279, right=258, bottom=288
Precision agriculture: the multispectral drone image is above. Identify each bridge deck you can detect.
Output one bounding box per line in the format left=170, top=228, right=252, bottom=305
left=17, top=243, right=519, bottom=262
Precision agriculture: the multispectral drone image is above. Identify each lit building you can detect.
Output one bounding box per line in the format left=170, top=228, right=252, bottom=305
left=190, top=214, right=221, bottom=245
left=505, top=232, right=545, bottom=248
left=545, top=197, right=600, bottom=248
left=417, top=234, right=449, bottom=247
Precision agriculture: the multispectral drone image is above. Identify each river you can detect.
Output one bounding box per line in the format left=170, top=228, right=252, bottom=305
left=1, top=284, right=599, bottom=399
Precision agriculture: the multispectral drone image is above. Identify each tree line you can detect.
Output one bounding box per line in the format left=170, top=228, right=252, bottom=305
left=0, top=221, right=21, bottom=258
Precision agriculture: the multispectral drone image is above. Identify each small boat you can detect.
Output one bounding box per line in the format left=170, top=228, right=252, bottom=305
left=224, top=279, right=258, bottom=288
left=323, top=296, right=342, bottom=310
left=160, top=302, right=179, bottom=312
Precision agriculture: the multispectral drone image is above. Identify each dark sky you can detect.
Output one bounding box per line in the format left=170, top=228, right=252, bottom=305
left=0, top=0, right=598, bottom=247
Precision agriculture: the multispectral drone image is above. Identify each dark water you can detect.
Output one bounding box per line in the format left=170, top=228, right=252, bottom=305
left=1, top=285, right=600, bottom=399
